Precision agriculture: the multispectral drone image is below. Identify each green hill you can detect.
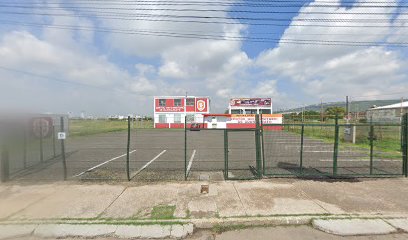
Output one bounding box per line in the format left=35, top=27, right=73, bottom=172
left=279, top=99, right=401, bottom=113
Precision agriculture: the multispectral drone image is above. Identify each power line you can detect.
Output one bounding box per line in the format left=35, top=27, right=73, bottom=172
left=1, top=10, right=407, bottom=23
left=1, top=1, right=407, bottom=8
left=2, top=20, right=408, bottom=47
left=1, top=4, right=407, bottom=15
left=1, top=11, right=408, bottom=27
left=351, top=92, right=408, bottom=99
left=3, top=18, right=406, bottom=37
left=0, top=65, right=149, bottom=96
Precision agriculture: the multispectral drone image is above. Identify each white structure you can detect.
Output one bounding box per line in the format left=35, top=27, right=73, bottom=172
left=203, top=114, right=283, bottom=129
left=153, top=96, right=210, bottom=128
left=366, top=101, right=408, bottom=123
left=228, top=98, right=273, bottom=114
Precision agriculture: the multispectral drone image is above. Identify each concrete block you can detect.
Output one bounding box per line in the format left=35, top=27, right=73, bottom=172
left=171, top=224, right=194, bottom=238
left=34, top=224, right=117, bottom=238
left=115, top=225, right=141, bottom=238
left=312, top=219, right=397, bottom=236
left=0, top=224, right=37, bottom=239
left=139, top=225, right=171, bottom=239
left=386, top=218, right=408, bottom=232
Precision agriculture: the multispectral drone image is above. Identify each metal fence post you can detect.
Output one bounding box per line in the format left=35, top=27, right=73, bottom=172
left=255, top=114, right=262, bottom=179
left=224, top=129, right=229, bottom=180
left=260, top=114, right=266, bottom=175
left=369, top=124, right=374, bottom=175
left=403, top=113, right=408, bottom=177
left=300, top=124, right=304, bottom=175
left=60, top=117, right=67, bottom=180
left=1, top=144, right=9, bottom=182
left=333, top=115, right=339, bottom=177
left=184, top=116, right=187, bottom=181
left=52, top=125, right=56, bottom=158
left=126, top=116, right=131, bottom=181
left=40, top=121, right=43, bottom=163
left=23, top=127, right=27, bottom=169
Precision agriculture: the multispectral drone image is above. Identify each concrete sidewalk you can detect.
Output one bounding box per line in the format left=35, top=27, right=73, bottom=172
left=1, top=178, right=408, bottom=221
left=1, top=178, right=408, bottom=238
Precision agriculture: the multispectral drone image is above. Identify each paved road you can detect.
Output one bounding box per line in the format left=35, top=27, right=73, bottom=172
left=214, top=226, right=408, bottom=240
left=7, top=226, right=408, bottom=240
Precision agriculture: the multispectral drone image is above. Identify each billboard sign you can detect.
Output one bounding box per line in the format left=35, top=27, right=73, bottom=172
left=230, top=98, right=271, bottom=107
left=31, top=117, right=53, bottom=138
left=195, top=98, right=208, bottom=112
left=155, top=106, right=184, bottom=112
left=230, top=114, right=282, bottom=124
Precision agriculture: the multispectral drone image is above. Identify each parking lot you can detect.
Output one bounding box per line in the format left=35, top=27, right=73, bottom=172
left=5, top=126, right=404, bottom=182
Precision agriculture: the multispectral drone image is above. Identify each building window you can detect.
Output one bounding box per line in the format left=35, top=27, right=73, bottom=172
left=231, top=109, right=243, bottom=114
left=174, top=99, right=182, bottom=107
left=159, top=99, right=166, bottom=107
left=245, top=109, right=257, bottom=114
left=174, top=114, right=182, bottom=123
left=158, top=114, right=166, bottom=123
left=186, top=98, right=195, bottom=106
left=259, top=109, right=271, bottom=114
left=186, top=114, right=195, bottom=123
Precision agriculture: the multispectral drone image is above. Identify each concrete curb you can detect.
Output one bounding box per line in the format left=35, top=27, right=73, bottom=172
left=0, top=223, right=194, bottom=239
left=312, top=219, right=398, bottom=236
left=1, top=215, right=408, bottom=239
left=385, top=218, right=408, bottom=232
left=0, top=224, right=37, bottom=240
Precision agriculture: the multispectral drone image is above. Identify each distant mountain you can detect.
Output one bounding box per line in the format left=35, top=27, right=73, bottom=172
left=278, top=99, right=402, bottom=113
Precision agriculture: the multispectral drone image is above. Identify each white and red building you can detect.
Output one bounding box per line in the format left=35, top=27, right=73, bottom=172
left=153, top=96, right=210, bottom=128
left=203, top=114, right=283, bottom=129
left=204, top=97, right=282, bottom=129
left=153, top=96, right=282, bottom=129
left=228, top=98, right=272, bottom=114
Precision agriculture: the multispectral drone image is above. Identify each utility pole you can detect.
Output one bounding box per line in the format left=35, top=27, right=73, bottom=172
left=185, top=91, right=188, bottom=126
left=346, top=96, right=349, bottom=124
left=401, top=97, right=404, bottom=123
left=320, top=98, right=323, bottom=123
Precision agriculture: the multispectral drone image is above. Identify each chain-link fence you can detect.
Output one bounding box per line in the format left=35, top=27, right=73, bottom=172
left=0, top=114, right=68, bottom=181
left=2, top=114, right=407, bottom=182
left=263, top=115, right=407, bottom=178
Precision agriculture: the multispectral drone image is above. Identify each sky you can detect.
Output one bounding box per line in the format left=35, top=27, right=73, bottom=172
left=0, top=0, right=407, bottom=116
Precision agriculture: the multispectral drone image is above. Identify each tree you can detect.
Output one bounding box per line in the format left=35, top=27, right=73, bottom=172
left=304, top=110, right=319, bottom=116
left=324, top=106, right=345, bottom=119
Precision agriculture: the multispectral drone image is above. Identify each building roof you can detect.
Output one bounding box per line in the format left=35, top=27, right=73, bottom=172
left=370, top=101, right=408, bottom=110
left=153, top=96, right=209, bottom=98
left=203, top=114, right=231, bottom=117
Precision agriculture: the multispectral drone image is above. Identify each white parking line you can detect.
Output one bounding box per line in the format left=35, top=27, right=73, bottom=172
left=319, top=159, right=401, bottom=162
left=131, top=150, right=167, bottom=178
left=73, top=150, right=137, bottom=177
left=186, top=149, right=197, bottom=174
left=303, top=151, right=333, bottom=153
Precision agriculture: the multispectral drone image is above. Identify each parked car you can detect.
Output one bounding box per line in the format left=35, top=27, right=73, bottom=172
left=190, top=123, right=202, bottom=131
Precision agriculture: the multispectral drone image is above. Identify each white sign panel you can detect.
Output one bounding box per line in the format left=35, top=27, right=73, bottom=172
left=58, top=132, right=66, bottom=140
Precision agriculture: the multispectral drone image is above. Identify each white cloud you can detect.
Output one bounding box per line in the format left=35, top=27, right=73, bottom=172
left=257, top=0, right=408, bottom=102
left=98, top=0, right=243, bottom=58
left=93, top=0, right=255, bottom=100
left=0, top=30, right=162, bottom=115
left=5, top=0, right=407, bottom=115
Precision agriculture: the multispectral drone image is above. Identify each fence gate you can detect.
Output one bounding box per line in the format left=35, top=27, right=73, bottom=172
left=225, top=129, right=261, bottom=180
